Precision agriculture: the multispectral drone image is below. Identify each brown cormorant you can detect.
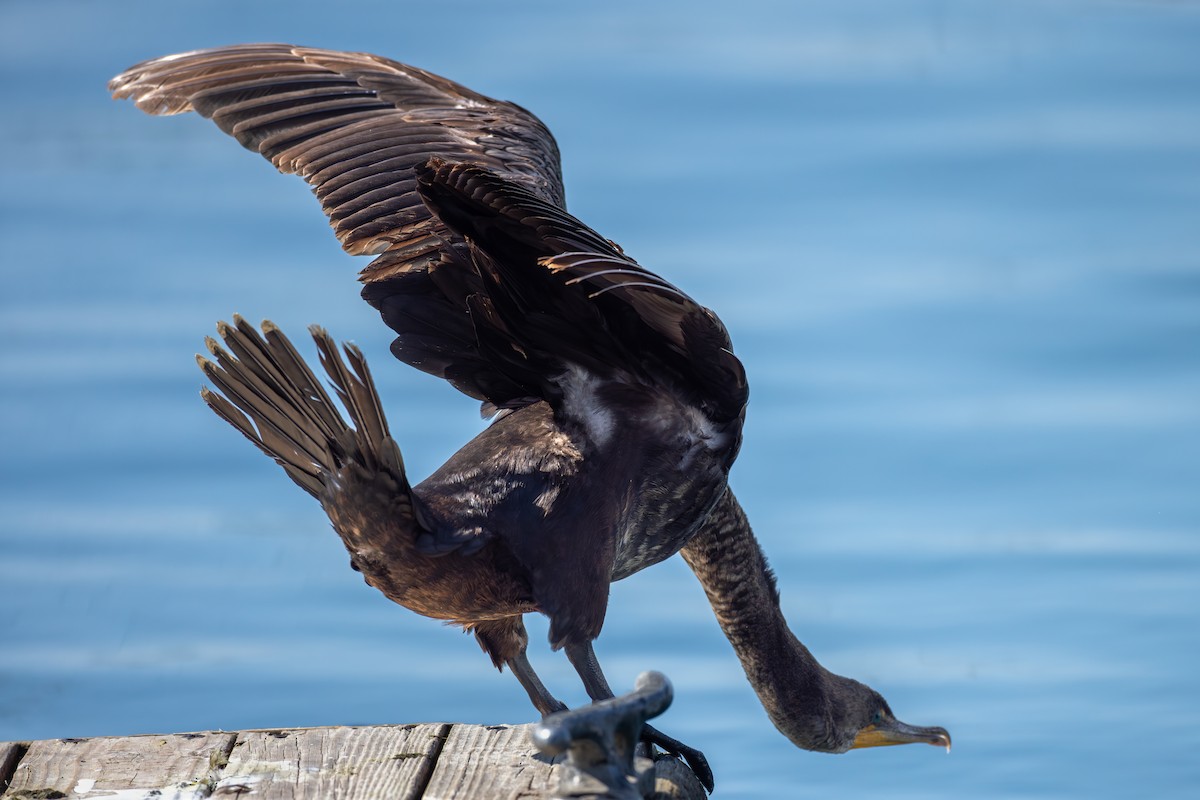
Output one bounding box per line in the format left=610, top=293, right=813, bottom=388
left=110, top=45, right=950, bottom=790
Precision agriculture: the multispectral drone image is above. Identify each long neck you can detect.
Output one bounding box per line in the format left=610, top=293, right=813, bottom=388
left=680, top=489, right=836, bottom=749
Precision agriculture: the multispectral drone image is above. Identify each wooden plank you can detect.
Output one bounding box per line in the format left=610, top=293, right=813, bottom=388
left=0, top=742, right=28, bottom=795
left=216, top=724, right=448, bottom=800
left=2, top=731, right=235, bottom=799
left=650, top=756, right=707, bottom=799
left=2, top=724, right=703, bottom=799
left=422, top=723, right=559, bottom=800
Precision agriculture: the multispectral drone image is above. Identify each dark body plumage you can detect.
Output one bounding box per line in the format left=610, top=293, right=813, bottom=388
left=112, top=45, right=949, bottom=791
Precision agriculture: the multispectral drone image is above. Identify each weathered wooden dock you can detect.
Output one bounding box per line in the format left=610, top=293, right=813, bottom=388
left=1, top=671, right=703, bottom=799
left=0, top=722, right=704, bottom=800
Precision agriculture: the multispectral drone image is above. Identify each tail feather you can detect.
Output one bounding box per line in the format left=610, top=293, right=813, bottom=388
left=260, top=320, right=345, bottom=439
left=310, top=327, right=392, bottom=474
left=342, top=341, right=406, bottom=476
left=200, top=384, right=324, bottom=497
left=217, top=315, right=350, bottom=449
left=201, top=336, right=332, bottom=471
left=198, top=318, right=412, bottom=508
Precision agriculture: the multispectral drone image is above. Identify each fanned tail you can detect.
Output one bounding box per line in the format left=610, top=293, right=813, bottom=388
left=197, top=315, right=411, bottom=506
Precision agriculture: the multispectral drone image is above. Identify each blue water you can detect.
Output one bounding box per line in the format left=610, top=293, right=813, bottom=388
left=2, top=1, right=1199, bottom=797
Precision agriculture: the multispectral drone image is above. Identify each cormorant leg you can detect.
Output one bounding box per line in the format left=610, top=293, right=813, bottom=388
left=564, top=642, right=714, bottom=792
left=509, top=649, right=568, bottom=717
left=563, top=641, right=614, bottom=699
left=474, top=617, right=568, bottom=718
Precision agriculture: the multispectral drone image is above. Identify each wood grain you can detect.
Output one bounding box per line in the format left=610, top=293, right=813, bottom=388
left=214, top=724, right=448, bottom=800
left=422, top=723, right=560, bottom=800
left=1, top=731, right=234, bottom=798
left=0, top=742, right=28, bottom=795
left=1, top=725, right=703, bottom=799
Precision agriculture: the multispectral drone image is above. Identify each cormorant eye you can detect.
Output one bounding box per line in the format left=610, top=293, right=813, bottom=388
left=871, top=710, right=884, bottom=725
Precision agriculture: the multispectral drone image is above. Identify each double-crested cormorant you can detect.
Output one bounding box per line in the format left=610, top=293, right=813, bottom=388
left=110, top=45, right=950, bottom=790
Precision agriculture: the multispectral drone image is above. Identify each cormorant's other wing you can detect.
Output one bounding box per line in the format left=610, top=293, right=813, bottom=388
left=409, top=159, right=748, bottom=424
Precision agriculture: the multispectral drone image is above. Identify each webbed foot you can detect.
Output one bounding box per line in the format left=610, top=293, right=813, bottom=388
left=641, top=722, right=714, bottom=793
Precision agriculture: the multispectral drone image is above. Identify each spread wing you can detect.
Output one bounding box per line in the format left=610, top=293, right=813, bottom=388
left=112, top=45, right=747, bottom=425
left=109, top=43, right=563, bottom=281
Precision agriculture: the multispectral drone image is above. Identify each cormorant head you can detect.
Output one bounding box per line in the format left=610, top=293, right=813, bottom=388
left=822, top=674, right=951, bottom=754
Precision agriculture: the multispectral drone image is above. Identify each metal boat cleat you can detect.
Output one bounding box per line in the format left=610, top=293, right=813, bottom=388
left=531, top=671, right=675, bottom=799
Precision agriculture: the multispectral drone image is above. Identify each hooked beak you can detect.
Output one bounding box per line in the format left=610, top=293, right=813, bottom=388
left=852, top=718, right=952, bottom=753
